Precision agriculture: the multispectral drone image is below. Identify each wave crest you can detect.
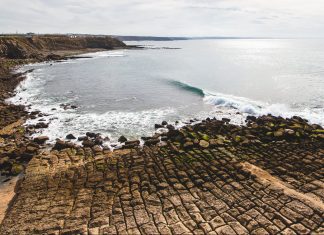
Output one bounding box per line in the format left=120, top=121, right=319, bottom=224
left=168, top=80, right=205, bottom=97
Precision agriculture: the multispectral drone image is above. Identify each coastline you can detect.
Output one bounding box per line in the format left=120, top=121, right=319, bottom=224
left=0, top=36, right=130, bottom=225
left=0, top=37, right=323, bottom=233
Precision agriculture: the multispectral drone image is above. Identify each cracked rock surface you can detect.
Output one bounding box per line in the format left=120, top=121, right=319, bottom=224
left=1, top=117, right=323, bottom=235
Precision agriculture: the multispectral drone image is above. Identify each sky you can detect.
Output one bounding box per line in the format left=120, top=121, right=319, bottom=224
left=0, top=0, right=324, bottom=37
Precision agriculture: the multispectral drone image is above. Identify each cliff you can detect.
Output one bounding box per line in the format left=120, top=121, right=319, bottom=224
left=0, top=35, right=126, bottom=59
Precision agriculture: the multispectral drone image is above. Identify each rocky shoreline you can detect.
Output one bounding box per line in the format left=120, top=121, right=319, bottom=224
left=0, top=36, right=323, bottom=234
left=0, top=35, right=133, bottom=180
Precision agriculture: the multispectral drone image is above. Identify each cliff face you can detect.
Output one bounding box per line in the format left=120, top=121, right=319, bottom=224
left=0, top=35, right=126, bottom=59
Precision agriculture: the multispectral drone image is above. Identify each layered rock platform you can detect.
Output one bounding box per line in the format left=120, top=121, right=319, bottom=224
left=0, top=116, right=323, bottom=234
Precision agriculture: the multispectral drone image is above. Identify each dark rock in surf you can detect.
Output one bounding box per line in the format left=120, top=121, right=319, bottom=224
left=144, top=138, right=159, bottom=146
left=155, top=124, right=164, bottom=129
left=246, top=115, right=257, bottom=122
left=35, top=122, right=48, bottom=129
left=94, top=137, right=104, bottom=145
left=118, top=136, right=127, bottom=143
left=125, top=140, right=140, bottom=145
left=78, top=136, right=88, bottom=141
left=53, top=140, right=74, bottom=151
left=82, top=139, right=95, bottom=148
left=33, top=136, right=49, bottom=144
left=222, top=118, right=231, bottom=123
left=66, top=134, right=76, bottom=140
left=86, top=132, right=97, bottom=138
left=123, top=140, right=140, bottom=149
left=166, top=124, right=175, bottom=131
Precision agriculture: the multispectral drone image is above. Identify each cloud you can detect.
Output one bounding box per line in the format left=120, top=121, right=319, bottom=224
left=0, top=0, right=324, bottom=37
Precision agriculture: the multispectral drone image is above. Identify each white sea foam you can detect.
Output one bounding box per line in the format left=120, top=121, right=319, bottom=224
left=7, top=54, right=324, bottom=145
left=203, top=92, right=324, bottom=126
left=7, top=70, right=178, bottom=142
left=81, top=50, right=125, bottom=58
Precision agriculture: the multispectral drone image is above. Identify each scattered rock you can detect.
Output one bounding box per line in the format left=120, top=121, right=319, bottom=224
left=35, top=122, right=48, bottom=129
left=157, top=182, right=169, bottom=190
left=66, top=134, right=76, bottom=140
left=199, top=140, right=209, bottom=148
left=183, top=141, right=194, bottom=149
left=125, top=140, right=140, bottom=145
left=26, top=145, right=39, bottom=153
left=94, top=137, right=103, bottom=145
left=222, top=118, right=231, bottom=123
left=118, top=135, right=127, bottom=143
left=86, top=132, right=97, bottom=138
left=10, top=163, right=23, bottom=175
left=274, top=129, right=284, bottom=137
left=144, top=138, right=159, bottom=146
left=155, top=124, right=163, bottom=129
left=82, top=139, right=95, bottom=148
left=78, top=136, right=88, bottom=141
left=209, top=139, right=224, bottom=146
left=0, top=156, right=10, bottom=167
left=53, top=140, right=74, bottom=150
left=33, top=136, right=49, bottom=144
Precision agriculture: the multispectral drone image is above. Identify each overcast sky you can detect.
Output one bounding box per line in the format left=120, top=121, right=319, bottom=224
left=1, top=0, right=324, bottom=37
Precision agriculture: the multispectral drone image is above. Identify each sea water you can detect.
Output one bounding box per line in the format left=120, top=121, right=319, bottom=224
left=8, top=39, right=324, bottom=143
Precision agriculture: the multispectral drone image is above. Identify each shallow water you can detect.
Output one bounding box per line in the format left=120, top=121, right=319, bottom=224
left=8, top=39, right=324, bottom=142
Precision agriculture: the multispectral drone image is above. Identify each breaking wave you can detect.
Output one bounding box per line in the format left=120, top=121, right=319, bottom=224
left=168, top=80, right=324, bottom=126
left=168, top=80, right=205, bottom=97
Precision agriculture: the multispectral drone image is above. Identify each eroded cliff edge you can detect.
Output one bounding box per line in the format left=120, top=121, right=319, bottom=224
left=0, top=35, right=126, bottom=59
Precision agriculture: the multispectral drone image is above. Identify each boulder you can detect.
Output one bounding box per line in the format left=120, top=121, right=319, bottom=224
left=246, top=115, right=257, bottom=122
left=92, top=145, right=102, bottom=153
left=209, top=139, right=224, bottom=146
left=26, top=145, right=39, bottom=153
left=66, top=134, right=76, bottom=139
left=125, top=140, right=140, bottom=145
left=199, top=140, right=209, bottom=148
left=0, top=156, right=10, bottom=168
left=162, top=121, right=168, bottom=126
left=234, top=136, right=243, bottom=143
left=86, top=132, right=97, bottom=138
left=94, top=137, right=104, bottom=145
left=274, top=129, right=284, bottom=137
left=155, top=124, right=163, bottom=129
left=118, top=135, right=127, bottom=143
left=166, top=124, right=175, bottom=130
left=53, top=140, right=74, bottom=150
left=33, top=136, right=49, bottom=144
left=222, top=118, right=231, bottom=123
left=11, top=163, right=24, bottom=175
left=35, top=122, right=49, bottom=129
left=144, top=138, right=159, bottom=146
left=183, top=141, right=194, bottom=149
left=122, top=140, right=140, bottom=149
left=78, top=136, right=88, bottom=141
left=82, top=139, right=95, bottom=148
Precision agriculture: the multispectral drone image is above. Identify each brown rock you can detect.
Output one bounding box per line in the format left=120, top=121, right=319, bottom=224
left=33, top=136, right=49, bottom=144
left=199, top=140, right=209, bottom=148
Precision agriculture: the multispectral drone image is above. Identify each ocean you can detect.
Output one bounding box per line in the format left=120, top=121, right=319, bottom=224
left=8, top=39, right=324, bottom=144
